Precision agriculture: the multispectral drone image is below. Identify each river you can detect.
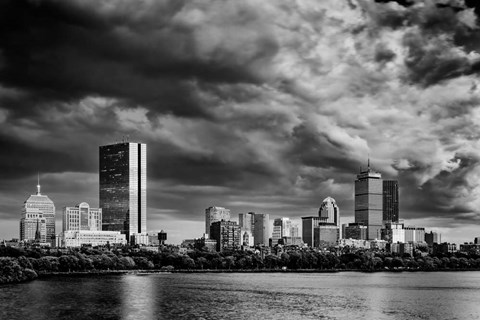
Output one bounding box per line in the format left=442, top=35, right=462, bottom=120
left=1, top=271, right=480, bottom=319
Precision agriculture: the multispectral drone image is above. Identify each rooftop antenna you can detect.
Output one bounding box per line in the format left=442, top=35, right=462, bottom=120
left=367, top=153, right=370, bottom=171
left=36, top=172, right=41, bottom=195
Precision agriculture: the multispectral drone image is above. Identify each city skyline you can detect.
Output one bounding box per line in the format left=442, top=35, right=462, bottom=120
left=2, top=1, right=480, bottom=244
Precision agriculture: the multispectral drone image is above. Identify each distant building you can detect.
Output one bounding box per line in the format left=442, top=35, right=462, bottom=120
left=302, top=216, right=320, bottom=247
left=62, top=230, right=126, bottom=247
left=238, top=212, right=255, bottom=233
left=210, top=220, right=240, bottom=252
left=63, top=202, right=102, bottom=232
left=382, top=222, right=405, bottom=243
left=433, top=242, right=457, bottom=254
left=314, top=224, right=339, bottom=248
left=318, top=197, right=340, bottom=228
left=354, top=165, right=383, bottom=240
left=338, top=238, right=371, bottom=249
left=459, top=243, right=480, bottom=253
left=194, top=237, right=217, bottom=252
left=475, top=237, right=480, bottom=245
left=272, top=218, right=292, bottom=245
left=20, top=181, right=55, bottom=246
left=205, top=206, right=231, bottom=236
left=390, top=242, right=413, bottom=256
left=344, top=223, right=368, bottom=240
left=425, top=231, right=441, bottom=247
left=240, top=229, right=254, bottom=247
left=404, top=226, right=425, bottom=243
left=382, top=180, right=399, bottom=223
left=99, top=142, right=147, bottom=241
left=253, top=213, right=270, bottom=246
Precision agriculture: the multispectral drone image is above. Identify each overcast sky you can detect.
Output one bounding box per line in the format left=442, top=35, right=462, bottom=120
left=2, top=0, right=480, bottom=244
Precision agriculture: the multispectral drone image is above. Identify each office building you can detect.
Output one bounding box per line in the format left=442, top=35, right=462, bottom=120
left=99, top=142, right=147, bottom=241
left=319, top=197, right=340, bottom=227
left=253, top=213, right=270, bottom=246
left=344, top=223, right=368, bottom=240
left=62, top=230, right=126, bottom=247
left=238, top=212, right=255, bottom=232
left=302, top=217, right=320, bottom=247
left=205, top=206, right=231, bottom=236
left=63, top=202, right=102, bottom=232
left=404, top=226, right=425, bottom=243
left=20, top=181, right=55, bottom=246
left=381, top=222, right=405, bottom=243
left=383, top=180, right=399, bottom=223
left=314, top=225, right=339, bottom=248
left=425, top=231, right=441, bottom=246
left=354, top=164, right=383, bottom=240
left=272, top=218, right=292, bottom=245
left=210, top=220, right=240, bottom=252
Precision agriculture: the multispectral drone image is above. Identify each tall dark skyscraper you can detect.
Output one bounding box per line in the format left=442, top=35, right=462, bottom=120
left=354, top=165, right=383, bottom=240
left=99, top=142, right=147, bottom=241
left=383, top=180, right=399, bottom=223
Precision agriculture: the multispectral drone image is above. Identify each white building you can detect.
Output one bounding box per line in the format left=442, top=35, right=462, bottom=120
left=61, top=201, right=126, bottom=248
left=205, top=206, right=231, bottom=236
left=63, top=202, right=102, bottom=232
left=20, top=181, right=55, bottom=245
left=240, top=229, right=254, bottom=247
left=62, top=230, right=126, bottom=247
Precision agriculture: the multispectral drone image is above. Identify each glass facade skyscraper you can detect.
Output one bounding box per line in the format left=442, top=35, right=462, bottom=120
left=99, top=142, right=147, bottom=241
left=383, top=180, right=399, bottom=223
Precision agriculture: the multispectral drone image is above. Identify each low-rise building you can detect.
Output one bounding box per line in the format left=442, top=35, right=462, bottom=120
left=62, top=230, right=126, bottom=247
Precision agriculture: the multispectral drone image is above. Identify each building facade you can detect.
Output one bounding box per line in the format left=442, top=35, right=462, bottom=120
left=383, top=180, right=399, bottom=223
left=425, top=231, right=441, bottom=246
left=238, top=212, right=255, bottom=232
left=62, top=230, right=126, bottom=247
left=272, top=218, right=292, bottom=245
left=302, top=217, right=320, bottom=247
left=99, top=142, right=147, bottom=241
left=63, top=202, right=102, bottom=232
left=20, top=182, right=55, bottom=246
left=354, top=166, right=383, bottom=240
left=314, top=225, right=339, bottom=248
left=210, top=220, right=240, bottom=252
left=318, top=197, right=340, bottom=227
left=253, top=213, right=270, bottom=246
left=344, top=223, right=368, bottom=240
left=205, top=206, right=231, bottom=236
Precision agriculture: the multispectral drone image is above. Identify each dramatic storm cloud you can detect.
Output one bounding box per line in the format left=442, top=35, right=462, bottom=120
left=1, top=0, right=480, bottom=243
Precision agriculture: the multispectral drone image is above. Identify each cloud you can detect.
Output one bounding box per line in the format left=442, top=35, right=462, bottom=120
left=2, top=0, right=480, bottom=242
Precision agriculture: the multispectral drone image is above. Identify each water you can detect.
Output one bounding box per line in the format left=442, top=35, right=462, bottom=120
left=2, top=272, right=480, bottom=319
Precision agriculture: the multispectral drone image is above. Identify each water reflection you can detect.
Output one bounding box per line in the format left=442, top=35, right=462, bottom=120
left=2, top=272, right=480, bottom=319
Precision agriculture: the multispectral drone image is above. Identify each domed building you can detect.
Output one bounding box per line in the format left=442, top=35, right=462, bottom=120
left=318, top=196, right=340, bottom=227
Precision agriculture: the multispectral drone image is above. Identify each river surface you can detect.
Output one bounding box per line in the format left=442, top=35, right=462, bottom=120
left=2, top=271, right=480, bottom=319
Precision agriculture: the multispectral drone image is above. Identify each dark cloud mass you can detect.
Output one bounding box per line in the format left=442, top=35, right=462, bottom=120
left=1, top=0, right=480, bottom=243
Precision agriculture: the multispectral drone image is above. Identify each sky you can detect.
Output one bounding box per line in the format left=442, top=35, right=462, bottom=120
left=2, top=0, right=480, bottom=245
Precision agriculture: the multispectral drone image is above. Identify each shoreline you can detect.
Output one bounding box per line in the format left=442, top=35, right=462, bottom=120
left=36, top=267, right=480, bottom=278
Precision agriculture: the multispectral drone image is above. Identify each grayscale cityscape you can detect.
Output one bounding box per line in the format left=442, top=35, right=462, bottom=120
left=2, top=1, right=480, bottom=319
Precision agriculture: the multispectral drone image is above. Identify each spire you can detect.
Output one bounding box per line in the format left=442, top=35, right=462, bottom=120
left=367, top=154, right=370, bottom=171
left=36, top=173, right=41, bottom=195
left=35, top=218, right=41, bottom=242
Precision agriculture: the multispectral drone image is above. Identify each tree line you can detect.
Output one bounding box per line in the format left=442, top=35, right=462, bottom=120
left=2, top=245, right=480, bottom=284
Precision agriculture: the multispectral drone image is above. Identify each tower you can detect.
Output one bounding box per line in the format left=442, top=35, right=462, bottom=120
left=253, top=213, right=270, bottom=246
left=318, top=197, right=340, bottom=227
left=354, top=163, right=383, bottom=240
left=99, top=142, right=147, bottom=241
left=383, top=180, right=399, bottom=223
left=205, top=206, right=230, bottom=236
left=20, top=178, right=54, bottom=245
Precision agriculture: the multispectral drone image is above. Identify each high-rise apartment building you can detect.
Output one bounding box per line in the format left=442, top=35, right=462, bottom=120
left=383, top=180, right=399, bottom=223
left=63, top=202, right=102, bottom=232
left=205, top=206, right=231, bottom=236
left=20, top=181, right=55, bottom=246
left=253, top=213, right=270, bottom=246
left=354, top=165, right=383, bottom=240
left=99, top=142, right=147, bottom=241
left=210, top=220, right=240, bottom=252
left=302, top=216, right=320, bottom=247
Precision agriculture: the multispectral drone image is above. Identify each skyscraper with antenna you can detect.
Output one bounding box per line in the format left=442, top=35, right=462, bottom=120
left=20, top=175, right=56, bottom=245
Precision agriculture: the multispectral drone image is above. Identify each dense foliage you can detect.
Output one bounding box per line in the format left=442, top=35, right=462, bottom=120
left=2, top=245, right=480, bottom=284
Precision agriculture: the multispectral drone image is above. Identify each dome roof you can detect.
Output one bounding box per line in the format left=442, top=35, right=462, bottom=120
left=322, top=196, right=336, bottom=204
